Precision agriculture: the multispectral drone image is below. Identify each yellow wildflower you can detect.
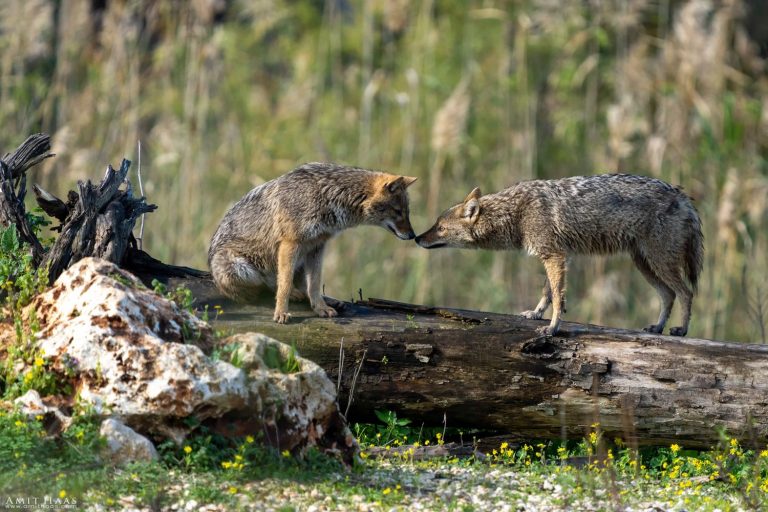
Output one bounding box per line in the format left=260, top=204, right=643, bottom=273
left=228, top=486, right=238, bottom=494
left=34, top=357, right=44, bottom=367
left=670, top=444, right=680, bottom=454
left=382, top=488, right=391, bottom=495
left=59, top=490, right=66, bottom=499
left=282, top=450, right=291, bottom=457
left=183, top=445, right=192, bottom=454
left=246, top=435, right=254, bottom=444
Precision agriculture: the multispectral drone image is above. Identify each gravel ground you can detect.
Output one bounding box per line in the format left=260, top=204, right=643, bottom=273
left=81, top=458, right=727, bottom=512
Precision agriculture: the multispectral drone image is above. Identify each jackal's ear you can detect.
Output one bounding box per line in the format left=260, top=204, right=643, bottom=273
left=386, top=176, right=417, bottom=193
left=462, top=187, right=481, bottom=223
left=463, top=187, right=481, bottom=203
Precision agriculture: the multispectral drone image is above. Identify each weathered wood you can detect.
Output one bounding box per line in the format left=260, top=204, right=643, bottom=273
left=0, top=134, right=54, bottom=264
left=39, top=159, right=158, bottom=283
left=182, top=279, right=768, bottom=448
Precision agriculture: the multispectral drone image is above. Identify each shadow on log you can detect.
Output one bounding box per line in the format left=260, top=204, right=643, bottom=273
left=173, top=276, right=768, bottom=449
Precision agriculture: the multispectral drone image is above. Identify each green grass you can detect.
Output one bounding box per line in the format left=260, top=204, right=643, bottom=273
left=2, top=409, right=767, bottom=511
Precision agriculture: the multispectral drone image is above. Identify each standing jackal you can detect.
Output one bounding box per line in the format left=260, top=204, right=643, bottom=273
left=415, top=174, right=703, bottom=336
left=209, top=162, right=417, bottom=323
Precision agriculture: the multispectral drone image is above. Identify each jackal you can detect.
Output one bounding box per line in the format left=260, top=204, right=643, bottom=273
left=415, top=174, right=703, bottom=336
left=209, top=162, right=417, bottom=323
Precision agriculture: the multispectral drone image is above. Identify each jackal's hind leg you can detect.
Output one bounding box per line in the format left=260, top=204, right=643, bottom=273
left=209, top=250, right=272, bottom=302
left=537, top=255, right=566, bottom=336
left=304, top=244, right=337, bottom=319
left=521, top=277, right=552, bottom=320
left=633, top=251, right=675, bottom=334
left=290, top=266, right=309, bottom=301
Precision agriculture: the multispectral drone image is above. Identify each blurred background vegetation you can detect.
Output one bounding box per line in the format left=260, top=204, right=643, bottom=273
left=1, top=0, right=766, bottom=342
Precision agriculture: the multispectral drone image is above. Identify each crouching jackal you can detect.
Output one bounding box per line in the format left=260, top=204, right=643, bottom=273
left=415, top=174, right=703, bottom=336
left=209, top=162, right=417, bottom=324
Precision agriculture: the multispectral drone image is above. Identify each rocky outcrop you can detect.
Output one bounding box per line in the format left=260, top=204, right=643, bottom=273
left=13, top=389, right=72, bottom=437
left=100, top=418, right=159, bottom=465
left=218, top=333, right=357, bottom=460
left=13, top=257, right=355, bottom=462
left=28, top=258, right=247, bottom=441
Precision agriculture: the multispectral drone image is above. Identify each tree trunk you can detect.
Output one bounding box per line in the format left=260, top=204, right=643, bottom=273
left=180, top=279, right=768, bottom=449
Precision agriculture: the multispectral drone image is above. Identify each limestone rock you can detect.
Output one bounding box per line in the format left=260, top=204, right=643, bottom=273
left=219, top=333, right=357, bottom=462
left=26, top=258, right=248, bottom=439
left=100, top=418, right=158, bottom=465
left=13, top=389, right=72, bottom=436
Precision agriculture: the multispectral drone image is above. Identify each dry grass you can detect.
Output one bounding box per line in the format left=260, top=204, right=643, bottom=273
left=1, top=0, right=766, bottom=342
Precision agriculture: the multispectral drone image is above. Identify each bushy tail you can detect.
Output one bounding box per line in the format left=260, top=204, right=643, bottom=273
left=684, top=209, right=704, bottom=293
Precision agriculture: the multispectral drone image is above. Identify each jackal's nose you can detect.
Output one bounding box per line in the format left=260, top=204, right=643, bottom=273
left=403, top=230, right=416, bottom=240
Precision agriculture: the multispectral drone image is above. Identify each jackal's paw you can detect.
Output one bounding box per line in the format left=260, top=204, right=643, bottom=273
left=273, top=310, right=292, bottom=324
left=643, top=324, right=663, bottom=334
left=669, top=326, right=687, bottom=337
left=313, top=304, right=338, bottom=318
left=521, top=310, right=543, bottom=320
left=536, top=325, right=557, bottom=336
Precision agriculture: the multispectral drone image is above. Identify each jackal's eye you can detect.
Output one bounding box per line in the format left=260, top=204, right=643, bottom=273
left=437, top=225, right=446, bottom=234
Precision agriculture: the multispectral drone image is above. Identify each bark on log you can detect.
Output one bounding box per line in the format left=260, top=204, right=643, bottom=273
left=178, top=280, right=768, bottom=449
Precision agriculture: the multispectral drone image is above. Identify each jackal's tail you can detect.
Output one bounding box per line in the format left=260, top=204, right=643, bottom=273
left=684, top=209, right=704, bottom=293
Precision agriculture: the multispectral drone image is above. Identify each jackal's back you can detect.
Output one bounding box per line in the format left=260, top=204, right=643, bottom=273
left=507, top=174, right=700, bottom=258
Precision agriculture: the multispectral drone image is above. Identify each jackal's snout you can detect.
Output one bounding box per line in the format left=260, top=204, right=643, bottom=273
left=386, top=219, right=416, bottom=240
left=414, top=226, right=445, bottom=248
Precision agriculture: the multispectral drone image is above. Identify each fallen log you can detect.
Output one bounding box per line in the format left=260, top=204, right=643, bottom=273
left=177, top=278, right=768, bottom=449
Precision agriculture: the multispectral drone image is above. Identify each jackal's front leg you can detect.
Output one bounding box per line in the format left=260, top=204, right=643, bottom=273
left=538, top=255, right=566, bottom=336
left=305, top=244, right=337, bottom=318
left=274, top=240, right=300, bottom=324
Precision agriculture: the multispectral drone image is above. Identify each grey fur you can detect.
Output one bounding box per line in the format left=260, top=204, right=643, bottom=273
left=416, top=173, right=704, bottom=336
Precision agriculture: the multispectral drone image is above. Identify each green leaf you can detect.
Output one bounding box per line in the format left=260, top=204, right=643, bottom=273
left=374, top=409, right=394, bottom=425
left=0, top=226, right=19, bottom=254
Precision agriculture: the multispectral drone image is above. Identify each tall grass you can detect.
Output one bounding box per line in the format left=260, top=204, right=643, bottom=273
left=1, top=0, right=765, bottom=342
